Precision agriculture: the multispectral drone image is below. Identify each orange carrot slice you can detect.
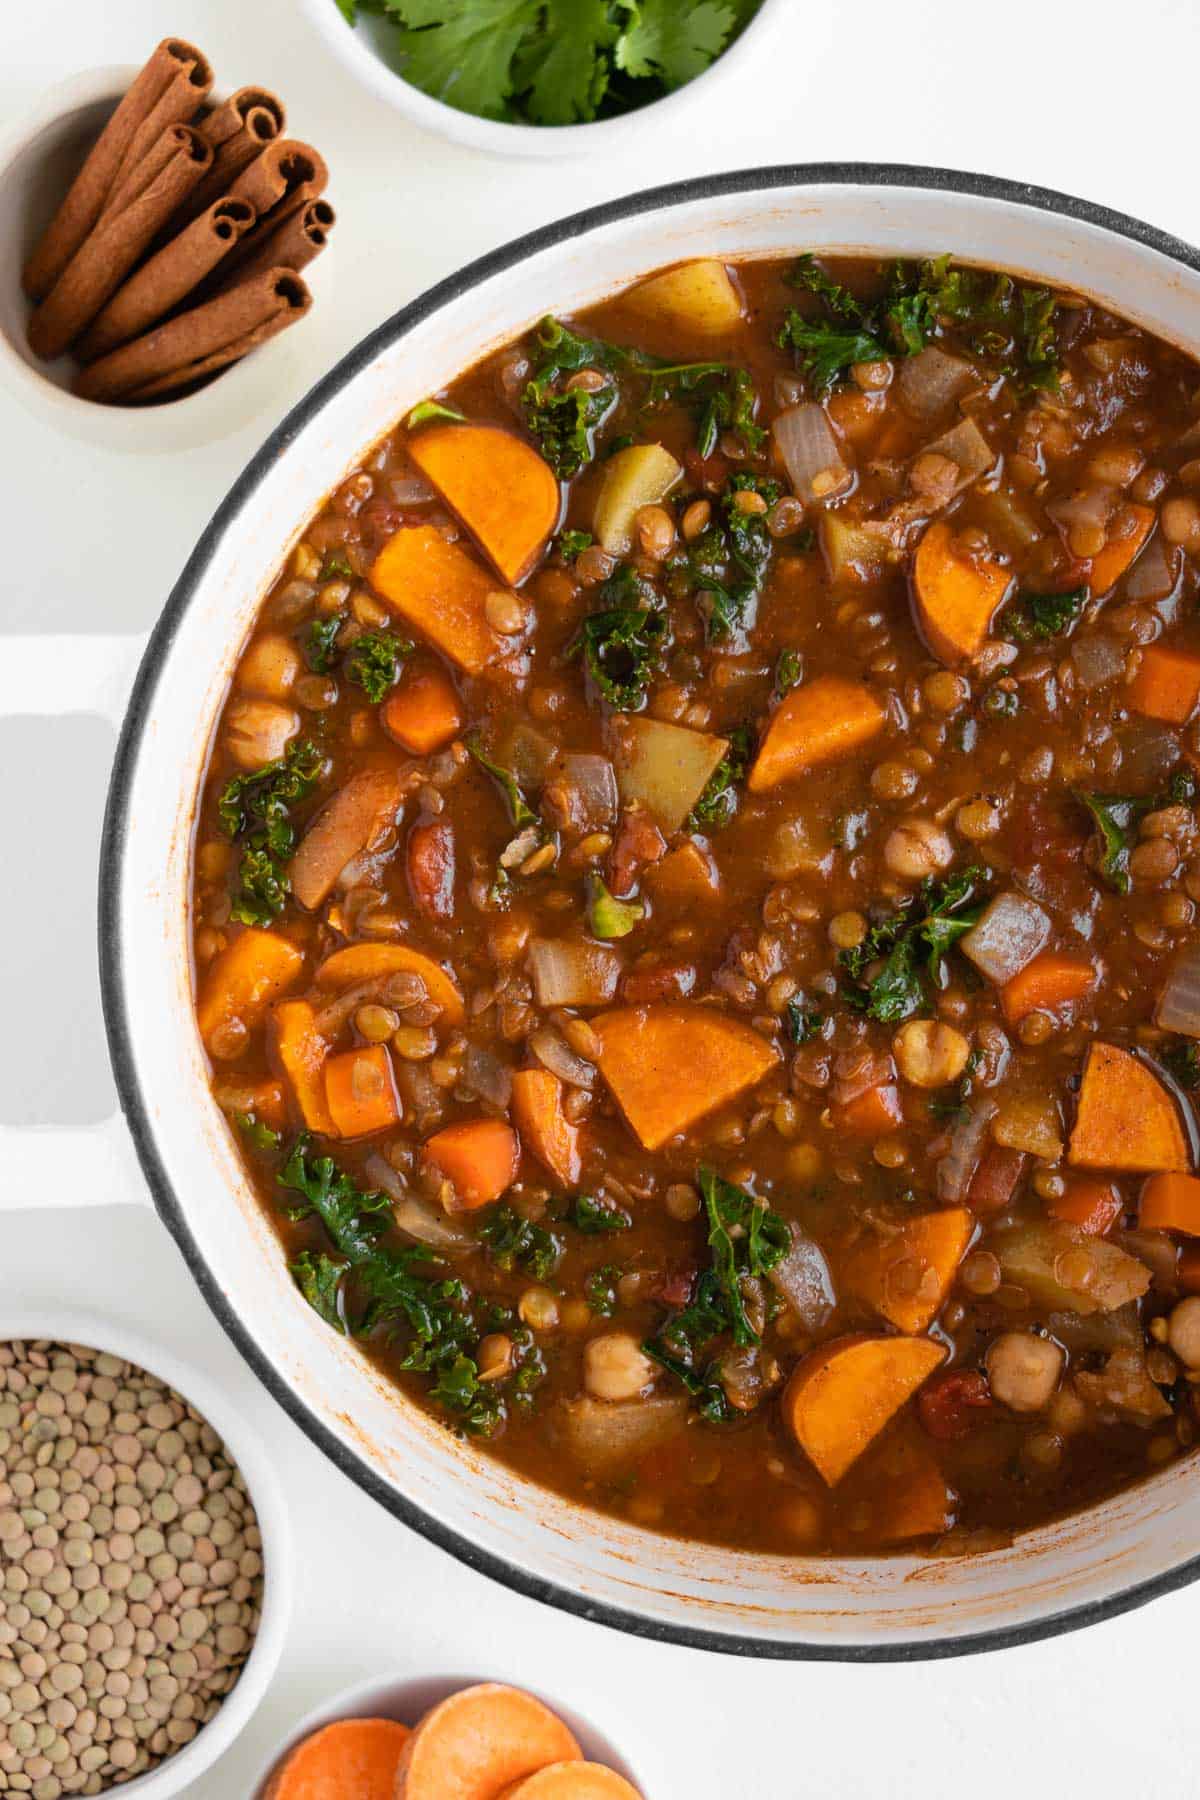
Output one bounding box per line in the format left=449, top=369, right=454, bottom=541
left=1067, top=1041, right=1192, bottom=1173
left=1140, top=1171, right=1200, bottom=1235
left=999, top=950, right=1098, bottom=1026
left=831, top=1082, right=903, bottom=1138
left=1049, top=1177, right=1123, bottom=1236
left=370, top=524, right=507, bottom=674
left=747, top=675, right=886, bottom=792
left=381, top=665, right=464, bottom=754
left=324, top=1045, right=401, bottom=1139
left=782, top=1334, right=947, bottom=1486
left=645, top=840, right=719, bottom=910
left=408, top=422, right=560, bottom=586
left=912, top=519, right=1011, bottom=665
left=273, top=999, right=335, bottom=1135
left=593, top=1004, right=778, bottom=1151
left=1127, top=642, right=1200, bottom=726
left=511, top=1069, right=581, bottom=1186
left=422, top=1119, right=521, bottom=1211
left=842, top=1207, right=974, bottom=1334
left=395, top=1683, right=581, bottom=1800
left=315, top=943, right=465, bottom=1027
left=197, top=927, right=303, bottom=1054
left=291, top=766, right=404, bottom=912
left=264, top=1717, right=410, bottom=1799
left=1087, top=501, right=1155, bottom=595
left=498, top=1766, right=643, bottom=1800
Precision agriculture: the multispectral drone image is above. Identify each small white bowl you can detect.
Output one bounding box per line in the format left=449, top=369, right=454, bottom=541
left=297, top=0, right=785, bottom=159
left=0, top=68, right=327, bottom=452
left=250, top=1670, right=650, bottom=1797
left=1, top=1309, right=291, bottom=1800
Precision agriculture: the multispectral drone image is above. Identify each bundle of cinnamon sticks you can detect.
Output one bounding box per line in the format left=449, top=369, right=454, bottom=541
left=22, top=38, right=335, bottom=405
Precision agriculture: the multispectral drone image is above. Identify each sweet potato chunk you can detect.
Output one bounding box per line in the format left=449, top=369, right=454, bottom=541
left=1127, top=642, right=1200, bottom=725
left=782, top=1334, right=947, bottom=1486
left=512, top=1068, right=581, bottom=1187
left=273, top=999, right=334, bottom=1135
left=911, top=520, right=1012, bottom=665
left=381, top=665, right=463, bottom=754
left=645, top=840, right=719, bottom=911
left=999, top=951, right=1097, bottom=1026
left=624, top=259, right=744, bottom=336
left=264, top=1717, right=410, bottom=1800
left=499, top=1766, right=643, bottom=1800
left=324, top=1045, right=401, bottom=1139
left=197, top=927, right=303, bottom=1055
left=865, top=1430, right=957, bottom=1545
left=290, top=765, right=403, bottom=912
left=395, top=1684, right=580, bottom=1800
left=1050, top=1177, right=1123, bottom=1236
left=315, top=943, right=465, bottom=1025
left=1067, top=1041, right=1192, bottom=1173
left=370, top=524, right=507, bottom=674
left=593, top=1004, right=777, bottom=1150
left=747, top=675, right=886, bottom=793
left=422, top=1118, right=520, bottom=1211
left=1087, top=502, right=1155, bottom=595
left=408, top=422, right=560, bottom=585
left=843, top=1208, right=974, bottom=1334
left=1140, top=1172, right=1200, bottom=1235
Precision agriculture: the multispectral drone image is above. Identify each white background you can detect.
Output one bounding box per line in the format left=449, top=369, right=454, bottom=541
left=4, top=1, right=1200, bottom=1794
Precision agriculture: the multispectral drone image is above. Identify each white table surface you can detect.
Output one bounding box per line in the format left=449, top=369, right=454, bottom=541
left=5, top=1, right=1200, bottom=1794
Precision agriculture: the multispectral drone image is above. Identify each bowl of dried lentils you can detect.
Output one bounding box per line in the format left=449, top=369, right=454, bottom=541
left=0, top=1314, right=290, bottom=1797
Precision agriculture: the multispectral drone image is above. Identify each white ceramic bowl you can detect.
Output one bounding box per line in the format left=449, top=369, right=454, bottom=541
left=90, top=166, right=1200, bottom=1659
left=249, top=1670, right=649, bottom=1797
left=297, top=0, right=786, bottom=158
left=0, top=68, right=328, bottom=452
left=0, top=1309, right=291, bottom=1798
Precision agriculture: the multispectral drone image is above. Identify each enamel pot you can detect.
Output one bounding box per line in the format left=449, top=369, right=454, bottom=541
left=73, top=166, right=1200, bottom=1657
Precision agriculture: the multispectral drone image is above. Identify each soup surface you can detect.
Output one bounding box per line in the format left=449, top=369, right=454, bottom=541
left=192, top=252, right=1200, bottom=1555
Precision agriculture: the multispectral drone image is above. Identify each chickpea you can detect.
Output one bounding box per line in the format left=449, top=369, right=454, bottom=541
left=883, top=817, right=954, bottom=881
left=893, top=1020, right=970, bottom=1088
left=956, top=797, right=1002, bottom=842
left=1167, top=1297, right=1200, bottom=1369
left=583, top=1332, right=657, bottom=1402
left=224, top=698, right=300, bottom=770
left=635, top=505, right=676, bottom=560
left=476, top=1334, right=515, bottom=1381
left=236, top=633, right=301, bottom=701
left=519, top=1287, right=560, bottom=1332
left=986, top=1333, right=1064, bottom=1413
left=485, top=589, right=529, bottom=635
left=1161, top=495, right=1200, bottom=551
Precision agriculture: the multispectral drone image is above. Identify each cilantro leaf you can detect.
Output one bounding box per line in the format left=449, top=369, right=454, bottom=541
left=235, top=1111, right=283, bottom=1153
left=616, top=0, right=734, bottom=87
left=344, top=630, right=411, bottom=702
left=390, top=0, right=540, bottom=120
left=567, top=1192, right=632, bottom=1234
left=319, top=550, right=354, bottom=582
left=1004, top=586, right=1088, bottom=642
left=514, top=0, right=616, bottom=123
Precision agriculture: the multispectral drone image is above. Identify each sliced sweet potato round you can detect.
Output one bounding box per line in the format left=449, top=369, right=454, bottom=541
left=263, top=1717, right=410, bottom=1799
left=395, top=1683, right=581, bottom=1800
left=370, top=525, right=507, bottom=674
left=408, top=422, right=561, bottom=585
left=197, top=926, right=303, bottom=1054
left=315, top=943, right=465, bottom=1026
left=511, top=1068, right=581, bottom=1186
left=911, top=519, right=1012, bottom=666
left=1067, top=1041, right=1192, bottom=1173
left=782, top=1333, right=948, bottom=1486
left=593, top=1004, right=778, bottom=1151
left=747, top=675, right=885, bottom=792
left=497, top=1765, right=643, bottom=1800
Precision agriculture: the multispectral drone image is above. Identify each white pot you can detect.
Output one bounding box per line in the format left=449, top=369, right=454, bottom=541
left=35, top=168, right=1200, bottom=1659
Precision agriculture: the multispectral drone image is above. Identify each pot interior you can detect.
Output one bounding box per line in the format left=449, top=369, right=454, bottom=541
left=105, top=171, right=1200, bottom=1656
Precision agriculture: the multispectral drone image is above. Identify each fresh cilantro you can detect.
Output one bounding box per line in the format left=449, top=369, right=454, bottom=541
left=319, top=550, right=354, bottom=582
left=775, top=648, right=804, bottom=694
left=477, top=1203, right=561, bottom=1280
left=513, top=0, right=618, bottom=123
left=840, top=867, right=987, bottom=1022
left=466, top=735, right=539, bottom=828
left=1163, top=1039, right=1200, bottom=1091
left=568, top=568, right=669, bottom=708
left=567, top=1192, right=632, bottom=1234
left=586, top=873, right=645, bottom=938
left=785, top=1000, right=823, bottom=1044
left=344, top=630, right=411, bottom=702
left=235, top=1111, right=283, bottom=1153
left=585, top=1265, right=621, bottom=1315
left=406, top=398, right=467, bottom=428
left=616, top=0, right=735, bottom=87
left=302, top=615, right=342, bottom=673
left=1004, top=586, right=1088, bottom=642
left=556, top=528, right=594, bottom=563
left=690, top=723, right=753, bottom=829
left=217, top=739, right=324, bottom=927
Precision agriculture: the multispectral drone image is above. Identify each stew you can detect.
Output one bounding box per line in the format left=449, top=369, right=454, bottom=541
left=192, top=251, right=1200, bottom=1555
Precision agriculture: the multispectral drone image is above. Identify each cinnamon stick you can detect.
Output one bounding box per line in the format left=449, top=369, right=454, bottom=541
left=77, top=198, right=256, bottom=363
left=75, top=268, right=311, bottom=404
left=27, top=127, right=213, bottom=361
left=227, top=139, right=327, bottom=233
left=22, top=40, right=212, bottom=300
left=214, top=199, right=332, bottom=286
left=184, top=88, right=286, bottom=219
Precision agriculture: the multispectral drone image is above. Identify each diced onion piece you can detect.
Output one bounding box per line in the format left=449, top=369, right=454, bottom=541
left=896, top=346, right=974, bottom=419
left=1123, top=532, right=1178, bottom=604
left=559, top=1394, right=689, bottom=1474
left=1070, top=633, right=1125, bottom=692
left=936, top=1098, right=998, bottom=1203
left=502, top=723, right=556, bottom=786
left=925, top=417, right=995, bottom=493
left=1156, top=943, right=1200, bottom=1038
left=528, top=936, right=621, bottom=1008
left=560, top=753, right=618, bottom=827
left=960, top=892, right=1052, bottom=985
left=386, top=474, right=435, bottom=505
left=363, top=1155, right=472, bottom=1251
left=463, top=1044, right=513, bottom=1109
left=529, top=1026, right=596, bottom=1089
left=1116, top=721, right=1181, bottom=791
left=1048, top=485, right=1114, bottom=533
left=772, top=403, right=851, bottom=506
left=768, top=1225, right=836, bottom=1332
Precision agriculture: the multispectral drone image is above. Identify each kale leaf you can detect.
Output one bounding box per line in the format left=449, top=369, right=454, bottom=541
left=567, top=1192, right=632, bottom=1234
left=585, top=1265, right=621, bottom=1316
left=587, top=873, right=645, bottom=938
left=644, top=360, right=764, bottom=457
left=1074, top=791, right=1144, bottom=894
left=466, top=735, right=539, bottom=829
left=785, top=1000, right=823, bottom=1044
left=302, top=616, right=342, bottom=673
left=674, top=473, right=779, bottom=641
left=840, top=866, right=987, bottom=1022
left=568, top=566, right=669, bottom=708
left=690, top=723, right=753, bottom=829
left=1004, top=586, right=1088, bottom=642
left=556, top=528, right=594, bottom=562
left=406, top=398, right=467, bottom=427
left=217, top=738, right=324, bottom=927
left=1163, top=1039, right=1200, bottom=1091
left=344, top=630, right=411, bottom=702
left=776, top=312, right=891, bottom=392
left=477, top=1203, right=561, bottom=1280
left=775, top=648, right=804, bottom=695
left=521, top=315, right=628, bottom=475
